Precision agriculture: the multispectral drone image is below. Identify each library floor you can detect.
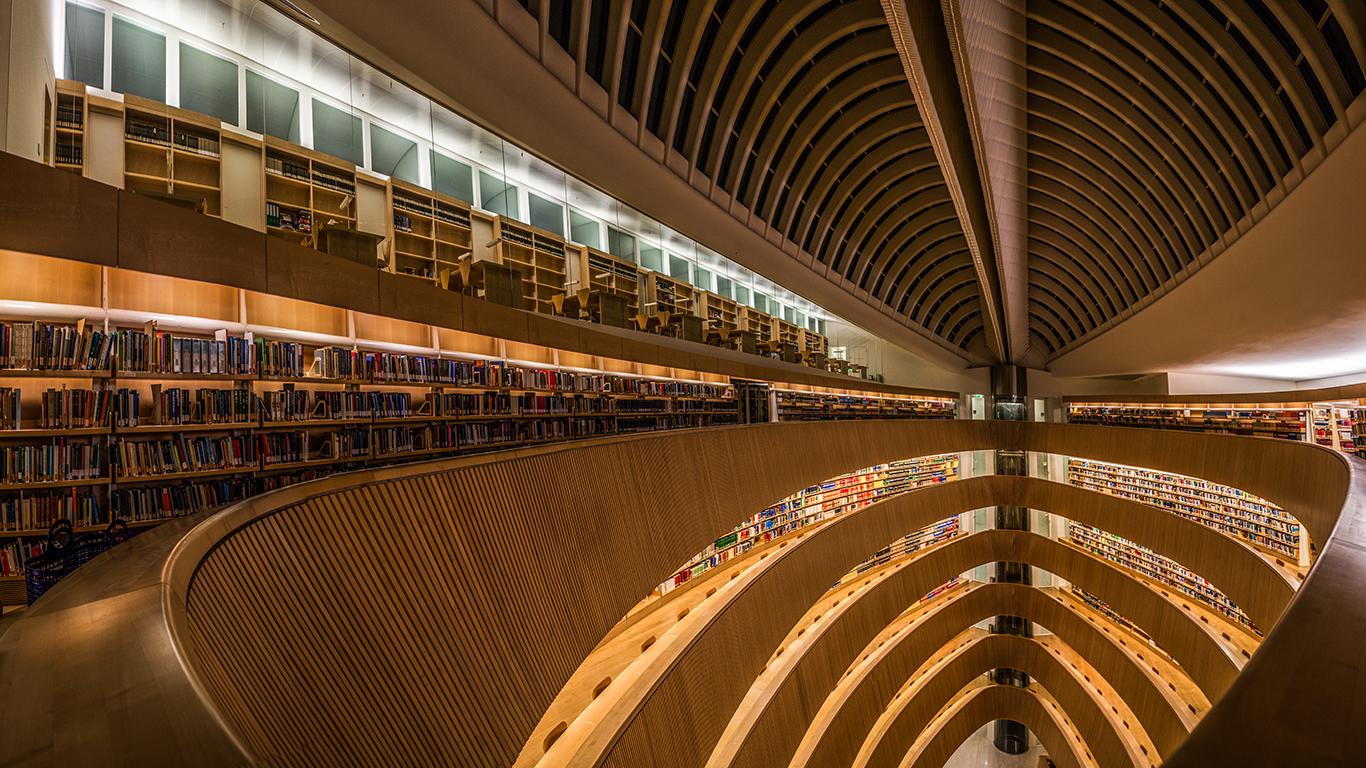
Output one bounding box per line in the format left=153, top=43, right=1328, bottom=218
left=944, top=725, right=1050, bottom=768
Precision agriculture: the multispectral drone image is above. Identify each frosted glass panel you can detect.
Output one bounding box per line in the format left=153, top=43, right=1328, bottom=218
left=479, top=171, right=519, bottom=219
left=431, top=150, right=474, bottom=203
left=569, top=210, right=600, bottom=249
left=608, top=227, right=636, bottom=262
left=112, top=16, right=166, bottom=101
left=639, top=245, right=663, bottom=272
left=180, top=43, right=238, bottom=124
left=311, top=98, right=363, bottom=166
left=529, top=194, right=565, bottom=237
left=64, top=3, right=105, bottom=88
left=370, top=123, right=419, bottom=184
left=245, top=70, right=300, bottom=143
left=668, top=254, right=690, bottom=281
left=715, top=276, right=733, bottom=299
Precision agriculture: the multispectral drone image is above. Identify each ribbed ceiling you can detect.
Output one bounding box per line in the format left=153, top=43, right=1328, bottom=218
left=405, top=0, right=1366, bottom=364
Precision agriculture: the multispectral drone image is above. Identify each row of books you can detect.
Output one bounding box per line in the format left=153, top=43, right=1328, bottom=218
left=55, top=141, right=83, bottom=166
left=115, top=328, right=255, bottom=375
left=0, top=321, right=112, bottom=371
left=56, top=104, right=83, bottom=129
left=173, top=131, right=220, bottom=158
left=0, top=540, right=45, bottom=576
left=266, top=203, right=313, bottom=233
left=155, top=387, right=255, bottom=426
left=0, top=389, right=16, bottom=429
left=0, top=441, right=104, bottom=483
left=258, top=432, right=306, bottom=466
left=108, top=470, right=334, bottom=521
left=113, top=435, right=258, bottom=478
left=266, top=156, right=310, bottom=182
left=125, top=120, right=171, bottom=147
left=257, top=340, right=306, bottom=378
left=0, top=491, right=100, bottom=533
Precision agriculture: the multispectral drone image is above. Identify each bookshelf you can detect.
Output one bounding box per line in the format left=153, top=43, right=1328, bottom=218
left=264, top=137, right=357, bottom=249
left=737, top=307, right=774, bottom=342
left=660, top=453, right=960, bottom=595
left=1066, top=459, right=1304, bottom=562
left=1068, top=401, right=1366, bottom=459
left=1068, top=521, right=1260, bottom=635
left=54, top=80, right=86, bottom=175
left=388, top=179, right=474, bottom=284
left=695, top=291, right=739, bottom=334
left=775, top=390, right=957, bottom=421
left=576, top=246, right=640, bottom=316
left=122, top=96, right=223, bottom=216
left=490, top=219, right=569, bottom=314
left=640, top=270, right=696, bottom=317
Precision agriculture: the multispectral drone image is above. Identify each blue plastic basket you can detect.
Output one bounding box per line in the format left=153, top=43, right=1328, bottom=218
left=24, top=519, right=129, bottom=605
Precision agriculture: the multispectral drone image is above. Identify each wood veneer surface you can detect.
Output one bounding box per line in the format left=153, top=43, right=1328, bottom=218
left=0, top=421, right=1357, bottom=768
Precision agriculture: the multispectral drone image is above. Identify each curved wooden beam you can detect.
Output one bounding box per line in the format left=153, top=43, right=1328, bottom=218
left=901, top=683, right=1088, bottom=768
left=853, top=629, right=1144, bottom=768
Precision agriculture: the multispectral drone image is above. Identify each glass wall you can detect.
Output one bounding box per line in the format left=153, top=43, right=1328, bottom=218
left=53, top=0, right=839, bottom=336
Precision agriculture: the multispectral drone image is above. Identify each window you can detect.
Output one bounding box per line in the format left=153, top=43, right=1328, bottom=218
left=246, top=71, right=300, bottom=143
left=735, top=285, right=750, bottom=306
left=111, top=17, right=165, bottom=102
left=715, top=275, right=733, bottom=299
left=693, top=266, right=712, bottom=292
left=639, top=245, right=663, bottom=272
left=64, top=3, right=104, bottom=88
left=529, top=193, right=565, bottom=237
left=754, top=293, right=769, bottom=314
left=479, top=171, right=519, bottom=219
left=784, top=305, right=795, bottom=323
left=668, top=254, right=690, bottom=282
left=570, top=210, right=601, bottom=249
left=370, top=123, right=419, bottom=184
left=431, top=150, right=474, bottom=203
left=311, top=99, right=363, bottom=166
left=608, top=227, right=636, bottom=262
left=179, top=43, right=238, bottom=125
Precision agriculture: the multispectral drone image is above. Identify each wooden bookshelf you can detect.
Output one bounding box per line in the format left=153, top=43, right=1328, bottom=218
left=576, top=246, right=640, bottom=316
left=1066, top=458, right=1304, bottom=562
left=775, top=390, right=957, bottom=421
left=738, top=306, right=774, bottom=341
left=661, top=454, right=960, bottom=594
left=122, top=95, right=223, bottom=216
left=639, top=270, right=695, bottom=316
left=490, top=219, right=568, bottom=314
left=387, top=178, right=474, bottom=284
left=264, top=136, right=357, bottom=249
left=54, top=80, right=87, bottom=175
left=696, top=290, right=739, bottom=333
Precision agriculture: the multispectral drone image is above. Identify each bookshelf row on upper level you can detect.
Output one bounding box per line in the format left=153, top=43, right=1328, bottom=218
left=1065, top=459, right=1305, bottom=562
left=1067, top=521, right=1259, bottom=635
left=659, top=453, right=960, bottom=596
left=48, top=81, right=848, bottom=375
left=1066, top=401, right=1358, bottom=455
left=775, top=390, right=957, bottom=421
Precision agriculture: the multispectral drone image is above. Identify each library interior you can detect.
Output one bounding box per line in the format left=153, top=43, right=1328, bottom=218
left=1, top=1, right=1365, bottom=766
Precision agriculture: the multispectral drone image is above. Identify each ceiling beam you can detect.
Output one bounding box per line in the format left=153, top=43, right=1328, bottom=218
left=881, top=0, right=1015, bottom=363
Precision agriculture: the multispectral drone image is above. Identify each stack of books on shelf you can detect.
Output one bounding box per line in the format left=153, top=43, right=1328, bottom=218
left=266, top=156, right=310, bottom=182
left=1068, top=521, right=1259, bottom=634
left=114, top=434, right=258, bottom=478
left=0, top=440, right=103, bottom=484
left=38, top=388, right=110, bottom=429
left=172, top=131, right=220, bottom=158
left=660, top=454, right=960, bottom=594
left=125, top=119, right=171, bottom=147
left=1067, top=459, right=1301, bottom=558
left=0, top=321, right=113, bottom=371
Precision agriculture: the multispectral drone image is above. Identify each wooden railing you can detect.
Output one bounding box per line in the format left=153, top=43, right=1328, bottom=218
left=0, top=421, right=1357, bottom=767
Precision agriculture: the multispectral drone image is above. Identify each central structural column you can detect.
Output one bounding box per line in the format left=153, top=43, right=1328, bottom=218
left=991, top=366, right=1032, bottom=755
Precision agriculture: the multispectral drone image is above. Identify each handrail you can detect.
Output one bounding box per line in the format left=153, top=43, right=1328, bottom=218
left=0, top=421, right=1357, bottom=767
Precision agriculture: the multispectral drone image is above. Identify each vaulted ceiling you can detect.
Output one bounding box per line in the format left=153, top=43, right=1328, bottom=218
left=296, top=0, right=1366, bottom=371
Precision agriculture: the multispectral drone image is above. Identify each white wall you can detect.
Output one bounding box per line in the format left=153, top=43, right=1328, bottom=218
left=4, top=0, right=56, bottom=161
left=881, top=340, right=987, bottom=394
left=1164, top=372, right=1296, bottom=396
